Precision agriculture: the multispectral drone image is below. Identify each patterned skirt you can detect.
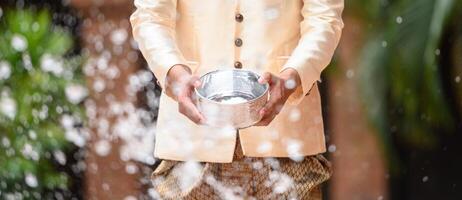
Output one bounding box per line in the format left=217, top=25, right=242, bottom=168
left=151, top=138, right=332, bottom=200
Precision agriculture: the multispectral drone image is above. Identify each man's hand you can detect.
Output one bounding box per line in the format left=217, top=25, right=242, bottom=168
left=165, top=64, right=205, bottom=124
left=254, top=68, right=301, bottom=126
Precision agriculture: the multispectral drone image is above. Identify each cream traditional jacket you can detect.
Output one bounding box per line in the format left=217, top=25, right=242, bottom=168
left=131, top=0, right=344, bottom=163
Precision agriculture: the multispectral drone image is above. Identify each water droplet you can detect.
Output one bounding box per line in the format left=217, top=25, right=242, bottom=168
left=0, top=61, right=11, bottom=80
left=284, top=79, right=296, bottom=90
left=381, top=41, right=388, bottom=47
left=328, top=144, right=337, bottom=153
left=28, top=130, right=37, bottom=140
left=93, top=79, right=106, bottom=92
left=102, top=183, right=110, bottom=191
left=422, top=176, right=429, bottom=182
left=32, top=22, right=40, bottom=32
left=396, top=16, right=403, bottom=24
left=11, top=34, right=28, bottom=52
left=110, top=28, right=128, bottom=46
left=257, top=141, right=273, bottom=153
left=95, top=140, right=111, bottom=156
left=435, top=49, right=441, bottom=55
left=1, top=137, right=10, bottom=147
left=267, top=171, right=294, bottom=194
left=61, top=115, right=75, bottom=129
left=53, top=151, right=67, bottom=165
left=145, top=156, right=155, bottom=165
left=0, top=95, right=17, bottom=120
left=22, top=143, right=40, bottom=161
left=125, top=163, right=138, bottom=174
left=175, top=161, right=203, bottom=191
left=65, top=84, right=88, bottom=104
left=286, top=139, right=303, bottom=161
left=40, top=54, right=64, bottom=76
left=148, top=188, right=160, bottom=199
left=25, top=173, right=38, bottom=188
left=123, top=196, right=137, bottom=200
left=346, top=69, right=355, bottom=79
left=252, top=161, right=263, bottom=170
left=289, top=109, right=301, bottom=122
left=265, top=8, right=280, bottom=20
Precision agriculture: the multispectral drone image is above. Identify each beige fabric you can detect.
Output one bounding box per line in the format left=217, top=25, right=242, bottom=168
left=151, top=138, right=332, bottom=200
left=131, top=0, right=344, bottom=162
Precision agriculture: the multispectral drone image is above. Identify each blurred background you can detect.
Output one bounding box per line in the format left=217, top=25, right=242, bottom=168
left=0, top=0, right=461, bottom=199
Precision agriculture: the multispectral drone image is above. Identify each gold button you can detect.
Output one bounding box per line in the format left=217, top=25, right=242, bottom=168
left=235, top=13, right=243, bottom=22
left=235, top=38, right=243, bottom=47
left=234, top=61, right=242, bottom=69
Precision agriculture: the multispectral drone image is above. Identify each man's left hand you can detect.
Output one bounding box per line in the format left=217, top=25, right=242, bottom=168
left=255, top=68, right=301, bottom=126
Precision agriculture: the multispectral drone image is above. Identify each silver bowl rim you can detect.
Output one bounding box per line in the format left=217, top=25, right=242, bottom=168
left=194, top=69, right=269, bottom=105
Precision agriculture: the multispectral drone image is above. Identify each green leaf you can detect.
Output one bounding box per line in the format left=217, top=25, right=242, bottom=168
left=42, top=28, right=73, bottom=56
left=421, top=0, right=455, bottom=127
left=356, top=0, right=457, bottom=168
left=1, top=8, right=86, bottom=195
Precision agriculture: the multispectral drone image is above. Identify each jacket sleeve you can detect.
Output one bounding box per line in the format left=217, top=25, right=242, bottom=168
left=280, top=0, right=344, bottom=105
left=130, top=0, right=191, bottom=89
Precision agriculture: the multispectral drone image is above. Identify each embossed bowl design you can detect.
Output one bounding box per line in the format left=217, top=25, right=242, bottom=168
left=195, top=69, right=269, bottom=128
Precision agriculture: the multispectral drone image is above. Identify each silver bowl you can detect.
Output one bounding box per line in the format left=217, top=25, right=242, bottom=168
left=195, top=69, right=269, bottom=129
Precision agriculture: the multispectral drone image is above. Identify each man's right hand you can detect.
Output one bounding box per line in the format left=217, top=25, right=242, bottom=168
left=165, top=64, right=205, bottom=124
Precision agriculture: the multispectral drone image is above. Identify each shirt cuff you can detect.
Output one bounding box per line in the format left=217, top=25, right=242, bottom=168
left=280, top=61, right=320, bottom=105
left=149, top=53, right=190, bottom=90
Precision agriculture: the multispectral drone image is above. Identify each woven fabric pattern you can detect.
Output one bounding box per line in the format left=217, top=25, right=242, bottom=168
left=151, top=138, right=332, bottom=200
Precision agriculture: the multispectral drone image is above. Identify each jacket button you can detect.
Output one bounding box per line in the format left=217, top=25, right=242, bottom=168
left=234, top=61, right=242, bottom=69
left=235, top=13, right=243, bottom=22
left=235, top=38, right=243, bottom=47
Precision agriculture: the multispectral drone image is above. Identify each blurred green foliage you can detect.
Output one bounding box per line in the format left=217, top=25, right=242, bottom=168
left=0, top=9, right=85, bottom=199
left=355, top=0, right=461, bottom=163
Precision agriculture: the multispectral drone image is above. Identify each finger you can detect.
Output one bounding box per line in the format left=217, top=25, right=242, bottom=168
left=179, top=98, right=205, bottom=124
left=259, top=101, right=279, bottom=119
left=260, top=89, right=282, bottom=116
left=258, top=72, right=273, bottom=84
left=260, top=100, right=274, bottom=115
left=189, top=75, right=202, bottom=88
left=255, top=117, right=270, bottom=126
left=274, top=104, right=284, bottom=115
left=255, top=111, right=277, bottom=126
left=178, top=85, right=205, bottom=124
left=258, top=96, right=283, bottom=127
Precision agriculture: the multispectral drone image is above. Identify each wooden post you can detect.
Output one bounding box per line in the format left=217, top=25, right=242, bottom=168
left=70, top=1, right=145, bottom=199
left=327, top=16, right=389, bottom=200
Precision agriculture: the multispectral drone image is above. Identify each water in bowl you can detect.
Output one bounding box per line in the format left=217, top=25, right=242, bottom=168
left=208, top=92, right=254, bottom=104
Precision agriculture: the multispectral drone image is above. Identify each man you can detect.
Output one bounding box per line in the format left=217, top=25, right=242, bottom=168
left=131, top=0, right=343, bottom=199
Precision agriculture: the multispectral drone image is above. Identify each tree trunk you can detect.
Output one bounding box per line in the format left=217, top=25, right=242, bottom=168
left=327, top=16, right=389, bottom=200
